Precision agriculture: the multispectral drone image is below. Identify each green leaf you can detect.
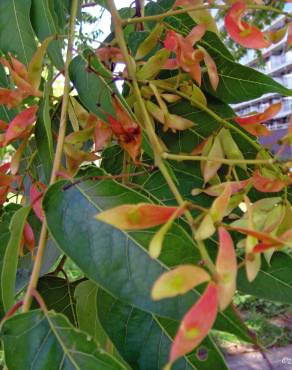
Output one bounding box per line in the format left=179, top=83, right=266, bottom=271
left=0, top=0, right=36, bottom=65
left=1, top=206, right=30, bottom=312
left=0, top=207, right=20, bottom=318
left=238, top=252, right=292, bottom=305
left=97, top=288, right=228, bottom=370
left=1, top=309, right=127, bottom=370
left=32, top=276, right=79, bottom=326
left=35, top=85, right=54, bottom=182
left=43, top=173, right=249, bottom=342
left=30, top=0, right=64, bottom=70
left=202, top=58, right=292, bottom=104
left=75, top=280, right=108, bottom=348
left=145, top=0, right=292, bottom=103
left=69, top=55, right=115, bottom=121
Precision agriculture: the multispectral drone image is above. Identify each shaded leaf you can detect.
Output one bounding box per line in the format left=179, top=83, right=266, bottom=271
left=1, top=309, right=127, bottom=370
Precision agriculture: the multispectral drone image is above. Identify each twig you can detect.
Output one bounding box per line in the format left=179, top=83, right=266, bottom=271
left=22, top=0, right=79, bottom=313
left=1, top=300, right=23, bottom=324
left=162, top=152, right=276, bottom=165
left=107, top=0, right=217, bottom=275
left=121, top=4, right=292, bottom=26
left=62, top=165, right=157, bottom=190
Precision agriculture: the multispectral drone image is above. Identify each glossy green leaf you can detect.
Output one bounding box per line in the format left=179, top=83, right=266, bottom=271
left=146, top=0, right=292, bottom=104
left=0, top=206, right=20, bottom=318
left=1, top=309, right=127, bottom=370
left=69, top=55, right=115, bottom=121
left=32, top=276, right=79, bottom=325
left=43, top=172, right=250, bottom=342
left=238, top=252, right=292, bottom=304
left=75, top=280, right=108, bottom=347
left=1, top=206, right=30, bottom=312
left=0, top=0, right=36, bottom=65
left=97, top=288, right=228, bottom=370
left=30, top=0, right=64, bottom=70
left=35, top=84, right=54, bottom=182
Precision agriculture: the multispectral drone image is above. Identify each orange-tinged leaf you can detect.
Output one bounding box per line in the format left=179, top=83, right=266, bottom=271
left=107, top=97, right=141, bottom=163
left=252, top=169, right=286, bottom=193
left=210, top=184, right=232, bottom=223
left=151, top=265, right=210, bottom=300
left=4, top=106, right=38, bottom=145
left=96, top=47, right=124, bottom=64
left=229, top=225, right=283, bottom=247
left=195, top=179, right=250, bottom=197
left=169, top=282, right=218, bottom=364
left=216, top=227, right=237, bottom=310
left=225, top=1, right=270, bottom=49
left=64, top=143, right=98, bottom=175
left=96, top=203, right=184, bottom=230
left=21, top=221, right=35, bottom=255
left=199, top=46, right=219, bottom=90
left=148, top=204, right=187, bottom=258
left=0, top=88, right=24, bottom=109
left=164, top=26, right=207, bottom=86
left=94, top=118, right=112, bottom=151
left=235, top=103, right=281, bottom=126
left=30, top=182, right=47, bottom=222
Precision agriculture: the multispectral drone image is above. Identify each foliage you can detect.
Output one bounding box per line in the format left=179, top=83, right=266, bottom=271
left=0, top=0, right=292, bottom=369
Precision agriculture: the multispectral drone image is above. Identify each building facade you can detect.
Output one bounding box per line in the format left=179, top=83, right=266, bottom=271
left=230, top=10, right=292, bottom=157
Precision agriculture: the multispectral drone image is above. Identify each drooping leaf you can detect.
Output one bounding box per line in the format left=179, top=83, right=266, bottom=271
left=1, top=206, right=30, bottom=312
left=169, top=282, right=218, bottom=366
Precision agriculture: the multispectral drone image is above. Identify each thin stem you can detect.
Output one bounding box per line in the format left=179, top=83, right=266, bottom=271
left=162, top=152, right=276, bottom=165
left=150, top=81, right=262, bottom=153
left=107, top=0, right=216, bottom=274
left=22, top=0, right=79, bottom=313
left=121, top=4, right=292, bottom=26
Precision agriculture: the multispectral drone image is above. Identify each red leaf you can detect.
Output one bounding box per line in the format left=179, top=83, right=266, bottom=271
left=30, top=182, right=47, bottom=222
left=169, top=282, right=218, bottom=364
left=235, top=103, right=281, bottom=126
left=4, top=106, right=38, bottom=145
left=96, top=203, right=184, bottom=230
left=216, top=227, right=237, bottom=310
left=225, top=1, right=270, bottom=49
left=163, top=25, right=216, bottom=88
left=94, top=118, right=112, bottom=151
left=106, top=97, right=141, bottom=163
left=252, top=169, right=286, bottom=193
left=0, top=88, right=24, bottom=109
left=21, top=222, right=35, bottom=255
